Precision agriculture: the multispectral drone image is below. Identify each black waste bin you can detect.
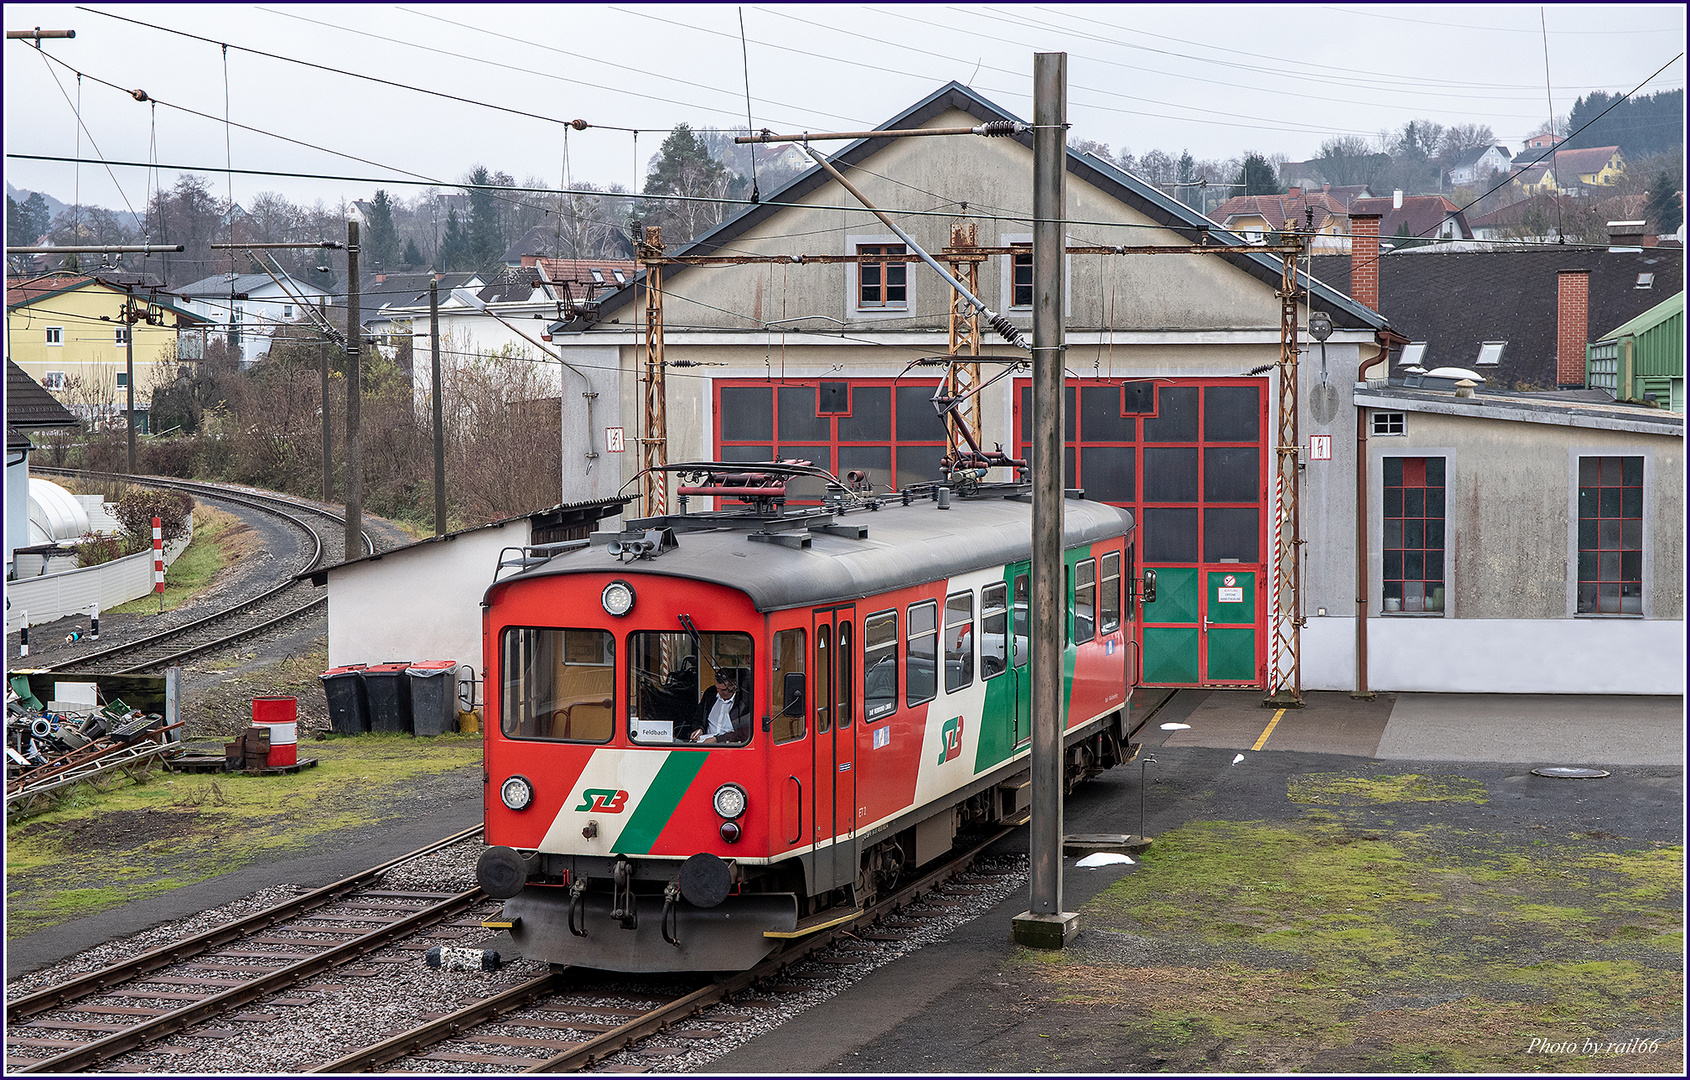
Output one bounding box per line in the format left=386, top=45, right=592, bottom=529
left=319, top=665, right=370, bottom=734
left=407, top=661, right=460, bottom=738
left=361, top=663, right=414, bottom=734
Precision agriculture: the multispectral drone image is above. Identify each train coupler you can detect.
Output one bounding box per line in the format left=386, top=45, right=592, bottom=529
left=610, top=857, right=638, bottom=929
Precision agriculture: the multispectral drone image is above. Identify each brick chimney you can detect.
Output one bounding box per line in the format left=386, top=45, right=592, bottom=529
left=1556, top=268, right=1591, bottom=387
left=1287, top=185, right=1302, bottom=198
left=1349, top=212, right=1382, bottom=310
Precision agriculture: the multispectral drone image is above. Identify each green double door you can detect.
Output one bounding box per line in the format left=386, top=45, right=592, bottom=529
left=1140, top=566, right=1263, bottom=687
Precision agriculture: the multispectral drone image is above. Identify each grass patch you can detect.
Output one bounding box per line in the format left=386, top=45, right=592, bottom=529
left=107, top=501, right=254, bottom=614
left=4, top=732, right=483, bottom=938
left=1287, top=772, right=1489, bottom=806
left=1047, top=807, right=1683, bottom=1073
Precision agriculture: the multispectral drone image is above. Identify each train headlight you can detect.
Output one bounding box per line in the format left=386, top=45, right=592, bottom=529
left=500, top=775, right=535, bottom=811
left=712, top=783, right=747, bottom=820
left=601, top=580, right=636, bottom=617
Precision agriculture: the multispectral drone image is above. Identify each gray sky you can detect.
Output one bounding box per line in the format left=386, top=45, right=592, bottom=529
left=4, top=3, right=1684, bottom=218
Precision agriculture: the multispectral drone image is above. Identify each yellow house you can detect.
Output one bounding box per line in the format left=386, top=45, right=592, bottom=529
left=5, top=273, right=209, bottom=428
left=1553, top=146, right=1626, bottom=187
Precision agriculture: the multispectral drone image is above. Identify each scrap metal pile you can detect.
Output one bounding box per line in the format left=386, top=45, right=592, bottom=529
left=6, top=676, right=184, bottom=820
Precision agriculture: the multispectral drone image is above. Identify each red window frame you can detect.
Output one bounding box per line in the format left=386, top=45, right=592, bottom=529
left=1577, top=455, right=1643, bottom=614
left=1382, top=456, right=1445, bottom=613
left=857, top=244, right=908, bottom=309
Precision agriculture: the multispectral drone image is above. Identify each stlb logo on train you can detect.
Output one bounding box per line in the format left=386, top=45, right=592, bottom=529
left=575, top=788, right=630, bottom=813
left=937, top=716, right=965, bottom=764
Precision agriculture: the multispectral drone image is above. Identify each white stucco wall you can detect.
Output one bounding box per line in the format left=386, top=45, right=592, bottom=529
left=323, top=520, right=530, bottom=701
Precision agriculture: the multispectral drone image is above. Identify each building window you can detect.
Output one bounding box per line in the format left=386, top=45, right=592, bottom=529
left=115, top=326, right=129, bottom=346
left=612, top=269, right=628, bottom=285
left=1636, top=273, right=1654, bottom=289
left=1383, top=456, right=1445, bottom=613
left=283, top=304, right=293, bottom=319
left=46, top=327, right=63, bottom=346
left=590, top=268, right=605, bottom=283
left=857, top=244, right=907, bottom=309
left=117, top=371, right=129, bottom=388
left=1475, top=342, right=1505, bottom=366
left=1011, top=245, right=1032, bottom=308
left=1578, top=456, right=1643, bottom=615
left=1372, top=412, right=1406, bottom=436
left=1398, top=342, right=1427, bottom=369
left=42, top=371, right=67, bottom=390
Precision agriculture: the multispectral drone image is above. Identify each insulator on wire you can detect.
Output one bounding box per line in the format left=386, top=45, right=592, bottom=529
left=973, top=121, right=1023, bottom=138
left=989, top=313, right=1029, bottom=350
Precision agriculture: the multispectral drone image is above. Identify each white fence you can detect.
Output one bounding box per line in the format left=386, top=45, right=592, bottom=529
left=8, top=512, right=194, bottom=627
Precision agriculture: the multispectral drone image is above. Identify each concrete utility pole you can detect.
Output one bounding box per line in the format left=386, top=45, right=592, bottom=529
left=430, top=279, right=446, bottom=536
left=123, top=290, right=137, bottom=473
left=320, top=334, right=332, bottom=501
left=344, top=219, right=363, bottom=559
left=1013, top=51, right=1078, bottom=952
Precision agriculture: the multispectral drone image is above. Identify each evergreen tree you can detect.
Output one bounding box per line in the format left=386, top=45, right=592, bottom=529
left=8, top=192, right=51, bottom=241
left=466, top=166, right=503, bottom=269
left=402, top=236, right=424, bottom=267
left=1644, top=172, right=1683, bottom=234
left=1236, top=152, right=1282, bottom=196
left=365, top=189, right=399, bottom=270
left=642, top=122, right=731, bottom=245
left=438, top=208, right=469, bottom=271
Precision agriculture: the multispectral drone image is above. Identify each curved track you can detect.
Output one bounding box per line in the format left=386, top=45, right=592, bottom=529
left=29, top=471, right=373, bottom=675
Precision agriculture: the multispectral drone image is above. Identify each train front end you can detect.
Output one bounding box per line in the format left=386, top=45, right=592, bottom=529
left=479, top=565, right=797, bottom=972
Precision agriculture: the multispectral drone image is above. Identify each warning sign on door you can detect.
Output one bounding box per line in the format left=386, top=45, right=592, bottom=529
left=1218, top=587, right=1244, bottom=603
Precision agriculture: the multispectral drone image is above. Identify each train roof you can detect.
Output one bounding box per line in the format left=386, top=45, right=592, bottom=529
left=489, top=493, right=1133, bottom=613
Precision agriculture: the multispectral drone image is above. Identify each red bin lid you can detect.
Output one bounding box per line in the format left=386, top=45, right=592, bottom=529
left=364, top=662, right=411, bottom=674
left=407, top=660, right=458, bottom=672
left=320, top=664, right=367, bottom=677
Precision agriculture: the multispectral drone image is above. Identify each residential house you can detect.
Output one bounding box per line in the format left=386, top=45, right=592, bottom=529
left=1210, top=187, right=1351, bottom=252
left=6, top=273, right=210, bottom=428
left=1587, top=291, right=1684, bottom=412
left=1446, top=145, right=1513, bottom=188
left=1522, top=133, right=1565, bottom=152
left=173, top=269, right=333, bottom=368
left=1348, top=195, right=1474, bottom=247
left=1468, top=193, right=1568, bottom=242
left=1309, top=246, right=1683, bottom=392
left=5, top=360, right=79, bottom=579
left=1509, top=146, right=1626, bottom=193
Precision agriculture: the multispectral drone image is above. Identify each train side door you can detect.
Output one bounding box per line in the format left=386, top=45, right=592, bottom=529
left=1009, top=565, right=1032, bottom=748
left=810, top=605, right=857, bottom=895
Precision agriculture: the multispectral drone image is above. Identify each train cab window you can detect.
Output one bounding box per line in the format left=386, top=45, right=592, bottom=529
left=981, top=583, right=1008, bottom=679
left=944, top=591, right=974, bottom=692
left=864, top=610, right=898, bottom=720
left=1100, top=551, right=1122, bottom=634
left=1126, top=543, right=1136, bottom=618
left=628, top=630, right=754, bottom=746
left=771, top=628, right=806, bottom=744
left=500, top=628, right=614, bottom=742
left=906, top=600, right=938, bottom=706
left=1075, top=558, right=1097, bottom=644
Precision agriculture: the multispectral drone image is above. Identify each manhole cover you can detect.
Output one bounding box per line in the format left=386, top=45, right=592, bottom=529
left=1531, top=767, right=1610, bottom=778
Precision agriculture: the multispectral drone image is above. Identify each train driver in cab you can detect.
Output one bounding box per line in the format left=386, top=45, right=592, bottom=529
left=691, top=666, right=752, bottom=744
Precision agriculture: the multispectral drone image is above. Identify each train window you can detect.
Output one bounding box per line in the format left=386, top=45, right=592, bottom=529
left=771, top=628, right=806, bottom=744
left=815, top=626, right=832, bottom=736
left=906, top=600, right=938, bottom=706
left=1100, top=551, right=1122, bottom=633
left=864, top=610, right=898, bottom=720
left=944, top=592, right=974, bottom=692
left=1075, top=559, right=1097, bottom=644
left=500, top=628, right=614, bottom=743
left=627, top=630, right=754, bottom=746
left=1126, top=543, right=1136, bottom=617
left=837, top=622, right=853, bottom=727
left=981, top=583, right=1008, bottom=679
left=1012, top=574, right=1030, bottom=667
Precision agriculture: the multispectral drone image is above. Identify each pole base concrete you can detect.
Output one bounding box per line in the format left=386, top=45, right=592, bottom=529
left=1262, top=692, right=1305, bottom=708
left=1011, top=910, right=1079, bottom=950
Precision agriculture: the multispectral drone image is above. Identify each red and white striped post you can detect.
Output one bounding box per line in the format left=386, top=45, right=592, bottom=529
left=153, top=516, right=165, bottom=611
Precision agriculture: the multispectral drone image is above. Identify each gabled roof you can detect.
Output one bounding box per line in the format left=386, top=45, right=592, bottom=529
left=564, top=81, right=1387, bottom=334
left=1596, top=289, right=1684, bottom=342
left=6, top=360, right=79, bottom=429
left=1213, top=191, right=1348, bottom=230
left=1309, top=248, right=1683, bottom=390
left=6, top=272, right=209, bottom=323
left=174, top=270, right=323, bottom=299
left=1349, top=195, right=1473, bottom=241
left=1547, top=145, right=1624, bottom=177
left=1449, top=145, right=1511, bottom=170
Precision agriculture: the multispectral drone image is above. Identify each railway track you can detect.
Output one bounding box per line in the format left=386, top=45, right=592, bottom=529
left=28, top=471, right=373, bottom=675
left=3, top=827, right=486, bottom=1073
left=3, top=825, right=1025, bottom=1074
left=315, top=824, right=1023, bottom=1074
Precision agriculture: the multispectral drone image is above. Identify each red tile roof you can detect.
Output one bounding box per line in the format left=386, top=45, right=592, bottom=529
left=1348, top=195, right=1473, bottom=241
left=1213, top=191, right=1349, bottom=231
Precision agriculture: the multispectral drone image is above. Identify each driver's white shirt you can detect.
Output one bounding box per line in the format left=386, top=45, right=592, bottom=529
left=705, top=692, right=737, bottom=737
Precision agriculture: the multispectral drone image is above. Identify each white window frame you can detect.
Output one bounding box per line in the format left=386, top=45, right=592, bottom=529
left=1371, top=411, right=1406, bottom=436
left=45, top=326, right=64, bottom=346
left=847, top=233, right=911, bottom=320
left=116, top=370, right=129, bottom=388
left=115, top=325, right=129, bottom=346
left=42, top=370, right=67, bottom=390
left=1475, top=342, right=1505, bottom=366
left=1398, top=342, right=1427, bottom=369
left=998, top=232, right=1071, bottom=320
left=283, top=304, right=294, bottom=319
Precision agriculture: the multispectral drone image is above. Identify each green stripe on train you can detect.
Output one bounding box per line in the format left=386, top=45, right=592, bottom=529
left=973, top=556, right=1083, bottom=775
left=615, top=751, right=709, bottom=853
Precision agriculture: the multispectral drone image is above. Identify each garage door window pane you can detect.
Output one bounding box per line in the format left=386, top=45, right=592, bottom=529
left=839, top=386, right=891, bottom=441
left=1145, top=507, right=1199, bottom=562
left=1143, top=385, right=1199, bottom=442
left=1081, top=385, right=1136, bottom=441
left=779, top=387, right=830, bottom=441
left=1204, top=508, right=1259, bottom=562
left=1079, top=446, right=1135, bottom=503
left=1144, top=447, right=1199, bottom=502
left=1204, top=446, right=1260, bottom=503
left=721, top=386, right=772, bottom=441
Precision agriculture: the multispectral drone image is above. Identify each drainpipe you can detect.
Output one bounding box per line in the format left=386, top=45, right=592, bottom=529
left=1352, top=331, right=1401, bottom=699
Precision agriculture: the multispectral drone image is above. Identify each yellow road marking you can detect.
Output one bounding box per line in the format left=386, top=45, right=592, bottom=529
left=1252, top=708, right=1286, bottom=752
